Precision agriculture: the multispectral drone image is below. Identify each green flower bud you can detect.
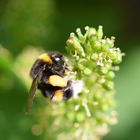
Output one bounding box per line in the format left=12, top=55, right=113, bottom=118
left=93, top=92, right=102, bottom=100
left=102, top=42, right=110, bottom=51
left=107, top=71, right=115, bottom=80
left=103, top=81, right=114, bottom=90
left=101, top=104, right=109, bottom=111
left=89, top=34, right=98, bottom=46
left=76, top=28, right=85, bottom=43
left=76, top=113, right=85, bottom=122
left=86, top=27, right=97, bottom=37
left=97, top=26, right=103, bottom=39
left=67, top=112, right=75, bottom=121
left=113, top=53, right=122, bottom=64
left=77, top=63, right=85, bottom=70
left=108, top=49, right=117, bottom=60
left=94, top=41, right=102, bottom=51
left=98, top=67, right=108, bottom=75
left=108, top=48, right=122, bottom=64
left=66, top=33, right=85, bottom=57
left=84, top=68, right=92, bottom=75
left=91, top=53, right=98, bottom=61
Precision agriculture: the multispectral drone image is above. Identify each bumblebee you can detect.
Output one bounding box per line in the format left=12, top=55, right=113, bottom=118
left=27, top=52, right=74, bottom=111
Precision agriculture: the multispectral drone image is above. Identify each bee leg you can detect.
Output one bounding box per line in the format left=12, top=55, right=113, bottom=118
left=51, top=67, right=64, bottom=77
left=63, top=80, right=73, bottom=100
left=41, top=89, right=54, bottom=99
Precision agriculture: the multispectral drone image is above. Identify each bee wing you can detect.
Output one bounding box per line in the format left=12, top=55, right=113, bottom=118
left=26, top=68, right=43, bottom=112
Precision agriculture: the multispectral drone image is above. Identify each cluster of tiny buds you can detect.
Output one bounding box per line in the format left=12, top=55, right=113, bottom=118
left=66, top=26, right=123, bottom=129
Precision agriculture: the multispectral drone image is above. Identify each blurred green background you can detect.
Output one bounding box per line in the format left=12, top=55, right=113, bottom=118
left=0, top=0, right=140, bottom=139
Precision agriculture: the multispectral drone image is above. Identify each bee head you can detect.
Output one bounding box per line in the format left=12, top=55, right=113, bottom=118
left=49, top=52, right=64, bottom=64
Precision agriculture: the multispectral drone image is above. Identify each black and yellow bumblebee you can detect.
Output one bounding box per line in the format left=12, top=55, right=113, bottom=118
left=27, top=52, right=74, bottom=111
